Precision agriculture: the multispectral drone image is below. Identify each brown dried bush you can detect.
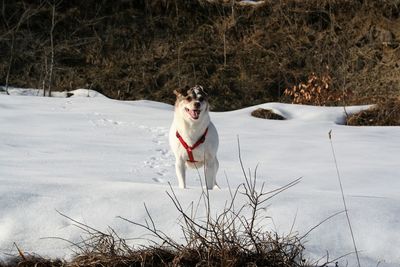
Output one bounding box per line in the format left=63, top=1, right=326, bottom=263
left=283, top=73, right=352, bottom=106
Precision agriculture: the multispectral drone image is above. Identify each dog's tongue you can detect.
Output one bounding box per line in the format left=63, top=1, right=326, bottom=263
left=189, top=109, right=200, bottom=119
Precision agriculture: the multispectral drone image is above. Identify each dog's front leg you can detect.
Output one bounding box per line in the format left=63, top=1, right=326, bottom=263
left=205, top=157, right=219, bottom=190
left=175, top=159, right=186, bottom=189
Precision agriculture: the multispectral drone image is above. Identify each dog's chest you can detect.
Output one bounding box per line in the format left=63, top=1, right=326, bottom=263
left=175, top=135, right=207, bottom=163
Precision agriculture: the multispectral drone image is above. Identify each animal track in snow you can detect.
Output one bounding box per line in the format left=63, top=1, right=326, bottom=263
left=152, top=177, right=165, bottom=183
left=87, top=113, right=174, bottom=184
left=87, top=112, right=134, bottom=129
left=139, top=125, right=174, bottom=184
left=156, top=169, right=168, bottom=177
left=91, top=118, right=126, bottom=127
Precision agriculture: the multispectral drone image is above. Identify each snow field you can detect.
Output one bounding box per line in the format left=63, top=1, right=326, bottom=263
left=0, top=90, right=399, bottom=266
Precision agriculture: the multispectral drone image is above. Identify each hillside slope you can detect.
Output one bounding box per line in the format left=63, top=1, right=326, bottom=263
left=1, top=0, right=399, bottom=110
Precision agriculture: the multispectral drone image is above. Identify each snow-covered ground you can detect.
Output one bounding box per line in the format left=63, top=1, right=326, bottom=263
left=0, top=89, right=399, bottom=266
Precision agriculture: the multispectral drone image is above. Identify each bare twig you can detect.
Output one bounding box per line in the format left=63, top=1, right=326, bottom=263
left=300, top=210, right=345, bottom=240
left=13, top=243, right=26, bottom=261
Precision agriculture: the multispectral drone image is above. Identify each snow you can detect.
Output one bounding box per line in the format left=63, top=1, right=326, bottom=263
left=205, top=0, right=266, bottom=6
left=0, top=89, right=399, bottom=266
left=237, top=0, right=266, bottom=6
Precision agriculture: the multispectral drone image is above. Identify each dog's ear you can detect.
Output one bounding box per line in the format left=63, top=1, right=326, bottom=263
left=173, top=89, right=181, bottom=97
left=174, top=86, right=190, bottom=97
left=198, top=86, right=209, bottom=97
left=182, top=85, right=190, bottom=96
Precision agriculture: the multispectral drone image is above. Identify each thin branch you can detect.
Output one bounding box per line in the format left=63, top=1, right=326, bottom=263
left=300, top=210, right=345, bottom=240
left=329, top=130, right=361, bottom=267
left=117, top=215, right=179, bottom=250
left=56, top=210, right=106, bottom=236
left=237, top=136, right=250, bottom=186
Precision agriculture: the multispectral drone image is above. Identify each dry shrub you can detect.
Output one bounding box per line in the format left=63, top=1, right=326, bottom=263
left=115, top=172, right=307, bottom=266
left=251, top=108, right=286, bottom=120
left=283, top=73, right=352, bottom=106
left=2, top=170, right=309, bottom=267
left=346, top=98, right=400, bottom=126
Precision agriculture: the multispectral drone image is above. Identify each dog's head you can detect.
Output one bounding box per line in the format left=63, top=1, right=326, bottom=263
left=174, top=85, right=209, bottom=121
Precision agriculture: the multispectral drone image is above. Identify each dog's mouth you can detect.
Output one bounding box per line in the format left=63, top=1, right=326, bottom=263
left=185, top=107, right=201, bottom=120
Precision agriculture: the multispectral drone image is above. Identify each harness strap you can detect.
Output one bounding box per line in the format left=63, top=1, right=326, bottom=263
left=176, top=128, right=208, bottom=163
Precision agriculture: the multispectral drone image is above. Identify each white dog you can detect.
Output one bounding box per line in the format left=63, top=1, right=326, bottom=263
left=169, top=85, right=219, bottom=189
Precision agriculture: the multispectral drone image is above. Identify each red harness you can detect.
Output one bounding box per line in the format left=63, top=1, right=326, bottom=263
left=176, top=128, right=208, bottom=163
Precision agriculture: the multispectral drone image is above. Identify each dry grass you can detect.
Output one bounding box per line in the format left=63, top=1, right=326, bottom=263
left=346, top=98, right=400, bottom=126
left=2, top=181, right=308, bottom=266
left=1, top=0, right=399, bottom=110
left=0, top=255, right=64, bottom=267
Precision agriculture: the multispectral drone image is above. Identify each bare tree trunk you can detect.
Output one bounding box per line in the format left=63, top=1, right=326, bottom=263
left=2, top=0, right=10, bottom=93
left=47, top=2, right=56, bottom=97
left=223, top=31, right=226, bottom=68
left=177, top=45, right=181, bottom=88
left=4, top=30, right=15, bottom=95
left=42, top=51, right=48, bottom=97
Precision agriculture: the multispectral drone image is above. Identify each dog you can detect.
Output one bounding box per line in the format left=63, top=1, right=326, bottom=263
left=169, top=85, right=219, bottom=189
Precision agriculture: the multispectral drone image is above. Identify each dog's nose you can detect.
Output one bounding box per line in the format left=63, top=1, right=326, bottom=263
left=194, top=102, right=201, bottom=109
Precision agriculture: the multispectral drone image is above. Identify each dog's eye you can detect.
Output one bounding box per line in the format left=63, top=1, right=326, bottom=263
left=186, top=96, right=192, bottom=102
left=198, top=97, right=204, bottom=102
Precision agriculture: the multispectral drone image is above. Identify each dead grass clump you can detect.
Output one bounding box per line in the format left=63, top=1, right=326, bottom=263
left=251, top=108, right=286, bottom=120
left=70, top=247, right=176, bottom=267
left=346, top=98, right=400, bottom=126
left=0, top=256, right=64, bottom=267
left=4, top=167, right=308, bottom=266
left=115, top=171, right=306, bottom=266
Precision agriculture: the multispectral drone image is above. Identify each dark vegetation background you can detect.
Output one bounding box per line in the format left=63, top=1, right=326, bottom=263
left=1, top=0, right=399, bottom=111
